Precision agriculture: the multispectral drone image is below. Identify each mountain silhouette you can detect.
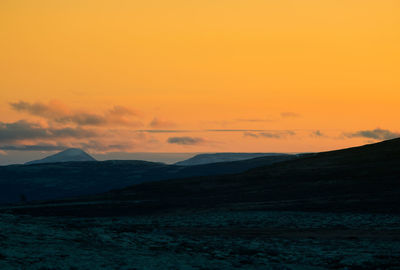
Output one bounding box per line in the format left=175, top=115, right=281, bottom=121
left=0, top=155, right=294, bottom=204
left=175, top=153, right=289, bottom=166
left=5, top=138, right=399, bottom=216
left=25, top=148, right=96, bottom=165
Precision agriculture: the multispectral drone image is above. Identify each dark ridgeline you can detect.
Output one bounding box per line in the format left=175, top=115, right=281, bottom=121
left=174, top=153, right=289, bottom=166
left=2, top=138, right=400, bottom=217
left=0, top=154, right=294, bottom=204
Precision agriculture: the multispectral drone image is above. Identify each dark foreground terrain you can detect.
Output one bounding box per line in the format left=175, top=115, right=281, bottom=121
left=1, top=209, right=400, bottom=269
left=1, top=139, right=400, bottom=269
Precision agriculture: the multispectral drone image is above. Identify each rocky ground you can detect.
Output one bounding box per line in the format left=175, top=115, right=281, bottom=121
left=1, top=210, right=400, bottom=270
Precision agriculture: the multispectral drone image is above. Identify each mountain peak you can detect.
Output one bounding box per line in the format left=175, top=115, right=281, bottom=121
left=175, top=153, right=289, bottom=166
left=58, top=148, right=88, bottom=156
left=25, top=148, right=96, bottom=165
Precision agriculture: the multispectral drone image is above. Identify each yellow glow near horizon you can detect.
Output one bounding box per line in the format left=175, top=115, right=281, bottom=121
left=0, top=0, right=399, bottom=153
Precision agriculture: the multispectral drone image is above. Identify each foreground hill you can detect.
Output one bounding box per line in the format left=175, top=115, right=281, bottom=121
left=175, top=153, right=289, bottom=166
left=5, top=138, right=400, bottom=216
left=25, top=148, right=96, bottom=165
left=0, top=154, right=294, bottom=204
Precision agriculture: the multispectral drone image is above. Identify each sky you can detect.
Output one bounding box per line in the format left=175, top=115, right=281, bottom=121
left=0, top=0, right=399, bottom=164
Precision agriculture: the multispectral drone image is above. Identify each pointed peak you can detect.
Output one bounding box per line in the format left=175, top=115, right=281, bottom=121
left=58, top=148, right=89, bottom=155
left=25, top=148, right=96, bottom=165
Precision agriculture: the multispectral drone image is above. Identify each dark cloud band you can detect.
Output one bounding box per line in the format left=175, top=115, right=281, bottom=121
left=10, top=101, right=140, bottom=127
left=345, top=128, right=400, bottom=140
left=167, top=136, right=205, bottom=145
left=0, top=120, right=97, bottom=143
left=0, top=144, right=67, bottom=151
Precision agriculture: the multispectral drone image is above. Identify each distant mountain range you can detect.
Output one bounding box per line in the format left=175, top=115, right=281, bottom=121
left=0, top=152, right=294, bottom=204
left=25, top=148, right=96, bottom=165
left=175, top=153, right=288, bottom=166
left=4, top=138, right=399, bottom=217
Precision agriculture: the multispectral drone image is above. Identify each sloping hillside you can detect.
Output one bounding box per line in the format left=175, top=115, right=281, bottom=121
left=4, top=138, right=400, bottom=216
left=175, top=153, right=289, bottom=166
left=0, top=155, right=294, bottom=204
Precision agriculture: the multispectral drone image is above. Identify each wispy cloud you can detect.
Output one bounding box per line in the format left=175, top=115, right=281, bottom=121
left=137, top=129, right=298, bottom=134
left=10, top=100, right=69, bottom=119
left=345, top=128, right=400, bottom=140
left=1, top=101, right=150, bottom=153
left=137, top=129, right=271, bottom=133
left=0, top=120, right=97, bottom=143
left=311, top=130, right=324, bottom=137
left=167, top=136, right=205, bottom=145
left=244, top=130, right=296, bottom=139
left=0, top=143, right=67, bottom=151
left=149, top=117, right=177, bottom=128
left=206, top=129, right=267, bottom=132
left=236, top=118, right=274, bottom=123
left=281, top=112, right=301, bottom=118
left=137, top=129, right=191, bottom=133
left=74, top=140, right=135, bottom=152
left=0, top=140, right=137, bottom=153
left=10, top=101, right=141, bottom=127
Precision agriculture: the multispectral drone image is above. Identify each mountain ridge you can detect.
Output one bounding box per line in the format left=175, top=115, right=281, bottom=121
left=2, top=138, right=400, bottom=216
left=0, top=154, right=295, bottom=204
left=175, top=153, right=291, bottom=166
left=25, top=148, right=96, bottom=165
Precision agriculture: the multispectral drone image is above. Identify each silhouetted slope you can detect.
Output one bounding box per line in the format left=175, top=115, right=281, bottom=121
left=0, top=155, right=295, bottom=204
left=4, top=138, right=400, bottom=216
left=26, top=148, right=96, bottom=165
left=175, top=153, right=289, bottom=166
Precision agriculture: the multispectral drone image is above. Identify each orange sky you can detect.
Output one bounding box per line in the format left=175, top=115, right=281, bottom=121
left=0, top=0, right=399, bottom=156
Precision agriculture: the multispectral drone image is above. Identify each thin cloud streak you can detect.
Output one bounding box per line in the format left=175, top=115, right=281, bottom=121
left=206, top=129, right=268, bottom=132
left=0, top=144, right=67, bottom=151
left=137, top=130, right=192, bottom=133
left=136, top=129, right=298, bottom=133
left=235, top=118, right=274, bottom=123
left=244, top=131, right=296, bottom=139
left=345, top=128, right=400, bottom=140
left=167, top=136, right=205, bottom=145
left=281, top=112, right=301, bottom=118
left=149, top=117, right=177, bottom=128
